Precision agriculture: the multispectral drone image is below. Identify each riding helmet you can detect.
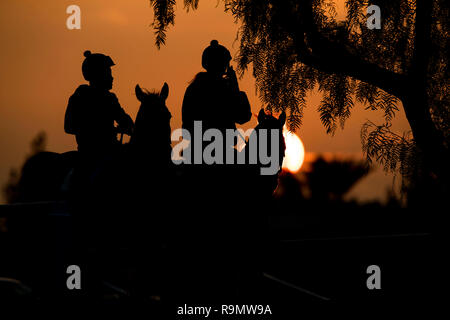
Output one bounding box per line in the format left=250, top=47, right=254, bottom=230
left=81, top=50, right=115, bottom=81
left=201, top=40, right=232, bottom=70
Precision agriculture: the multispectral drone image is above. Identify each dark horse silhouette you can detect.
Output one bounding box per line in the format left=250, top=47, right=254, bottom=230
left=163, top=107, right=286, bottom=303
left=10, top=83, right=286, bottom=302
left=13, top=83, right=172, bottom=204
left=130, top=83, right=172, bottom=166
left=14, top=83, right=285, bottom=206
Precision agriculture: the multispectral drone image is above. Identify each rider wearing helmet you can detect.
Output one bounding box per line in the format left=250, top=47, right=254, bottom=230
left=179, top=42, right=253, bottom=299
left=182, top=40, right=252, bottom=139
left=64, top=50, right=134, bottom=154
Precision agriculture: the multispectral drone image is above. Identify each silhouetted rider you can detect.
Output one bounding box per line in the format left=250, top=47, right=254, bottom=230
left=64, top=50, right=134, bottom=155
left=179, top=42, right=253, bottom=301
left=182, top=40, right=252, bottom=143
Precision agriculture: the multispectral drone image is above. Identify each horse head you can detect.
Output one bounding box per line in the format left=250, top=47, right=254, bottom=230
left=131, top=83, right=172, bottom=163
left=242, top=108, right=287, bottom=195
left=256, top=108, right=286, bottom=131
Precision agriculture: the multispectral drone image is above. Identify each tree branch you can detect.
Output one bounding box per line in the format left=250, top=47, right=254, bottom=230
left=293, top=0, right=407, bottom=99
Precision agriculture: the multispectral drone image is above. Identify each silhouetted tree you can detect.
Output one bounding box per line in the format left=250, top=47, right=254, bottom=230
left=2, top=132, right=47, bottom=203
left=148, top=0, right=449, bottom=193
left=2, top=169, right=20, bottom=204
left=274, top=156, right=371, bottom=209
left=305, top=156, right=370, bottom=202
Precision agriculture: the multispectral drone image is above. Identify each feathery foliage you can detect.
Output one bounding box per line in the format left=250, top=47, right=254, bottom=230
left=149, top=0, right=200, bottom=48
left=148, top=0, right=449, bottom=194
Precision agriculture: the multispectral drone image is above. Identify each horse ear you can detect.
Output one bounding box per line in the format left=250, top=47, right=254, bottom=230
left=160, top=82, right=169, bottom=101
left=135, top=84, right=145, bottom=102
left=279, top=111, right=286, bottom=126
left=257, top=108, right=266, bottom=123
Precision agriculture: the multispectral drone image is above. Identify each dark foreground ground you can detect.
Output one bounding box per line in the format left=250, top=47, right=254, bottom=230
left=0, top=201, right=435, bottom=318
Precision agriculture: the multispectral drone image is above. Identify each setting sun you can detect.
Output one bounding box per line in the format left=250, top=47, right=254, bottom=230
left=282, top=126, right=305, bottom=173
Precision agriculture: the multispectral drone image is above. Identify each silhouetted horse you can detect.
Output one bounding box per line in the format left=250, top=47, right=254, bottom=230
left=9, top=82, right=287, bottom=301
left=14, top=84, right=285, bottom=206
left=122, top=83, right=174, bottom=245
left=130, top=83, right=172, bottom=166
left=12, top=83, right=172, bottom=204
left=168, top=108, right=286, bottom=302
left=241, top=108, right=286, bottom=199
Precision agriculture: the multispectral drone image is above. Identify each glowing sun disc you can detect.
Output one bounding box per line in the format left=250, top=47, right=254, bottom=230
left=282, top=126, right=305, bottom=173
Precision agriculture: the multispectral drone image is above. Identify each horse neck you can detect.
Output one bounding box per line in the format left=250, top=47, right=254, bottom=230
left=243, top=123, right=284, bottom=159
left=131, top=109, right=172, bottom=163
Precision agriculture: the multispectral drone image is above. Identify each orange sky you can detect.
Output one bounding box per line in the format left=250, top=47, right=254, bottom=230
left=0, top=0, right=411, bottom=203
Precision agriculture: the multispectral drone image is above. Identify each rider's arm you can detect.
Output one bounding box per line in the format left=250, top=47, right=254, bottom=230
left=182, top=85, right=196, bottom=135
left=232, top=91, right=252, bottom=125
left=64, top=94, right=79, bottom=135
left=111, top=94, right=134, bottom=135
left=225, top=67, right=252, bottom=125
